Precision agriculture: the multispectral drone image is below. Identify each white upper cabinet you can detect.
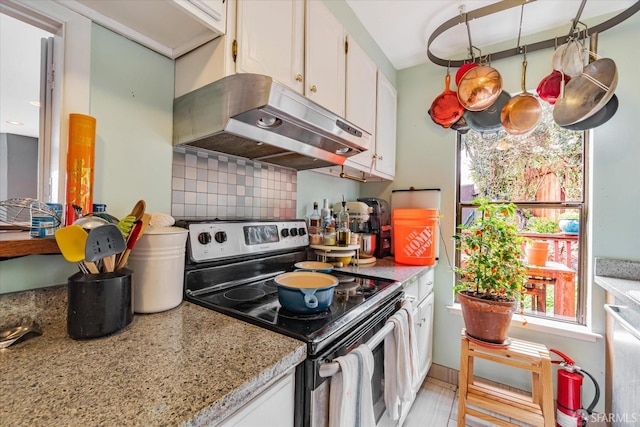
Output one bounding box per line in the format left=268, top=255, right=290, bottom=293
left=372, top=70, right=397, bottom=178
left=236, top=0, right=305, bottom=94
left=343, top=70, right=396, bottom=180
left=305, top=0, right=346, bottom=115
left=344, top=35, right=378, bottom=168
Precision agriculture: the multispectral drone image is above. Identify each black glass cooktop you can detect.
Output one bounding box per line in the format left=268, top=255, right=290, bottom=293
left=186, top=272, right=401, bottom=354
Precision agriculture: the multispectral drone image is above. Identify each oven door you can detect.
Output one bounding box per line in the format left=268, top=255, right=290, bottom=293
left=307, top=293, right=402, bottom=427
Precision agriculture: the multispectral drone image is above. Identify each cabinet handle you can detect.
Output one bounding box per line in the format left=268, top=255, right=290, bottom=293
left=310, top=85, right=317, bottom=93
left=295, top=74, right=303, bottom=82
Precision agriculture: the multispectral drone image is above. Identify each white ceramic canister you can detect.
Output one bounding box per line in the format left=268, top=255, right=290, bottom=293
left=127, top=226, right=188, bottom=313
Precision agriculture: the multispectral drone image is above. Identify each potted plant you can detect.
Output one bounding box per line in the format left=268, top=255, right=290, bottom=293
left=558, top=211, right=580, bottom=234
left=453, top=198, right=528, bottom=344
left=524, top=215, right=557, bottom=266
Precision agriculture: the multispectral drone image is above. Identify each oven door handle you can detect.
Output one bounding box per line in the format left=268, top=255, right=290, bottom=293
left=319, top=318, right=396, bottom=378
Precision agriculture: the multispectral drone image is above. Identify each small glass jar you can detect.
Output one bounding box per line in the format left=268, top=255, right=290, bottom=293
left=308, top=226, right=323, bottom=245
left=323, top=228, right=336, bottom=246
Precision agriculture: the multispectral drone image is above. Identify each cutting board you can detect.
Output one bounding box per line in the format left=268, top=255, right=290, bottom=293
left=390, top=188, right=441, bottom=258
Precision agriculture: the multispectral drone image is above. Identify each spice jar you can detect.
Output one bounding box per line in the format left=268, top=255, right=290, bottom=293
left=308, top=226, right=323, bottom=245
left=323, top=227, right=336, bottom=245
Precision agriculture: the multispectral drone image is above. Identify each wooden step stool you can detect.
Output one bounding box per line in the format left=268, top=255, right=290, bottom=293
left=457, top=329, right=555, bottom=427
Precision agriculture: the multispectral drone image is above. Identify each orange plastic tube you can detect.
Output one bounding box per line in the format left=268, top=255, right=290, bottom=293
left=65, top=113, right=96, bottom=225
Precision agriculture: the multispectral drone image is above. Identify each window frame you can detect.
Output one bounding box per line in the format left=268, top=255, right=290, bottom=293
left=454, top=129, right=590, bottom=325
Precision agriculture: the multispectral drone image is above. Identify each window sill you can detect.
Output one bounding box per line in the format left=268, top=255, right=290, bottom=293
left=447, top=304, right=602, bottom=342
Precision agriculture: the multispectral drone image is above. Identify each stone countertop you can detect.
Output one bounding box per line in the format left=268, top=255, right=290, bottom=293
left=335, top=257, right=434, bottom=283
left=594, top=257, right=640, bottom=309
left=0, top=286, right=306, bottom=427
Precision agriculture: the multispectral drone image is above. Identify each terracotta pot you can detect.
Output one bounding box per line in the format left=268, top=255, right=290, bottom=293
left=458, top=290, right=517, bottom=344
left=526, top=240, right=549, bottom=266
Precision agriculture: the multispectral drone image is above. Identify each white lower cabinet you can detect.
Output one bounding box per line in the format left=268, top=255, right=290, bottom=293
left=414, top=291, right=435, bottom=381
left=217, top=370, right=295, bottom=427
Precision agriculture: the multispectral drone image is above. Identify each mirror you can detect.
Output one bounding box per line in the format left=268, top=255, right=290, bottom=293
left=0, top=12, right=53, bottom=202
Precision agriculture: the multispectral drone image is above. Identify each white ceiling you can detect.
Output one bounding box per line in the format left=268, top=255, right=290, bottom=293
left=1, top=0, right=636, bottom=140
left=346, top=0, right=636, bottom=70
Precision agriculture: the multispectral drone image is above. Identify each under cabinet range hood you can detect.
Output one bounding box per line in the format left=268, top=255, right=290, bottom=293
left=173, top=74, right=371, bottom=170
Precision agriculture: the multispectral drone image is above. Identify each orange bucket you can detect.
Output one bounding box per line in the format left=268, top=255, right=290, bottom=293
left=392, top=209, right=439, bottom=265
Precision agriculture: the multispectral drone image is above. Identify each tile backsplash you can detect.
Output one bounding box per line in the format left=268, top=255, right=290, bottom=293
left=171, top=146, right=297, bottom=219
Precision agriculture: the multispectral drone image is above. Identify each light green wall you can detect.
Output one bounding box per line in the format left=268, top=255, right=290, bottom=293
left=297, top=170, right=361, bottom=220
left=0, top=24, right=174, bottom=294
left=90, top=24, right=174, bottom=219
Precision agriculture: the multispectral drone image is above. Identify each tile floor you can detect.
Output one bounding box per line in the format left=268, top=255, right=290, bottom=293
left=404, top=377, right=605, bottom=427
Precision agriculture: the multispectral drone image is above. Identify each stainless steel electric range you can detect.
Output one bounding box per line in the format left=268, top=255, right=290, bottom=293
left=176, top=219, right=403, bottom=427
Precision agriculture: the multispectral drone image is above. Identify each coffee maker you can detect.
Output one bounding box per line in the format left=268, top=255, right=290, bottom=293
left=357, top=197, right=392, bottom=259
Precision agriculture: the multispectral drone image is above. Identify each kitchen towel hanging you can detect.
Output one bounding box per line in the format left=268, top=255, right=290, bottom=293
left=65, top=114, right=96, bottom=225
left=328, top=344, right=376, bottom=427
left=384, top=301, right=419, bottom=421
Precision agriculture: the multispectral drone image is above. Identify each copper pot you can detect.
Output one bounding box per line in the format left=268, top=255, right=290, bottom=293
left=457, top=65, right=503, bottom=112
left=429, top=72, right=464, bottom=128
left=501, top=59, right=542, bottom=136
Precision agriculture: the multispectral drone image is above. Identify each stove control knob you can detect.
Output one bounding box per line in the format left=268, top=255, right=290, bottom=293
left=214, top=231, right=227, bottom=244
left=290, top=228, right=298, bottom=237
left=281, top=228, right=290, bottom=238
left=298, top=228, right=306, bottom=236
left=197, top=232, right=212, bottom=245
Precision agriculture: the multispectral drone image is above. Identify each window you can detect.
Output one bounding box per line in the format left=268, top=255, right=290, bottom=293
left=456, top=100, right=586, bottom=325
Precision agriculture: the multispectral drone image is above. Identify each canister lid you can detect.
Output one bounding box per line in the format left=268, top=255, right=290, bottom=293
left=143, top=226, right=188, bottom=235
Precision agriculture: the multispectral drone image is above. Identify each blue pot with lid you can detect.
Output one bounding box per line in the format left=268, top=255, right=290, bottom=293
left=274, top=271, right=338, bottom=313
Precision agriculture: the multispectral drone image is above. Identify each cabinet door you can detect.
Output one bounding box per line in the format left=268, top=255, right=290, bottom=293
left=218, top=370, right=295, bottom=427
left=345, top=35, right=376, bottom=136
left=305, top=0, right=345, bottom=115
left=374, top=71, right=397, bottom=178
left=415, top=292, right=434, bottom=382
left=236, top=0, right=304, bottom=94
left=345, top=35, right=377, bottom=167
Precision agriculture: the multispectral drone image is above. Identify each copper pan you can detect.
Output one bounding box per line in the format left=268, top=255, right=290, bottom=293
left=553, top=58, right=617, bottom=126
left=457, top=65, right=503, bottom=112
left=501, top=59, right=542, bottom=136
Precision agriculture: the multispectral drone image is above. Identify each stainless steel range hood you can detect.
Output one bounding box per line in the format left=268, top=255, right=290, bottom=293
left=173, top=74, right=371, bottom=170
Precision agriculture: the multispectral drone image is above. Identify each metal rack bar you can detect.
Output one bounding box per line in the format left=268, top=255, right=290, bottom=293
left=427, top=0, right=640, bottom=67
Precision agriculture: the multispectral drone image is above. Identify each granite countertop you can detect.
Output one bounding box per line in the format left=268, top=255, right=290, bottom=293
left=335, top=257, right=434, bottom=283
left=594, top=257, right=640, bottom=309
left=0, top=286, right=306, bottom=427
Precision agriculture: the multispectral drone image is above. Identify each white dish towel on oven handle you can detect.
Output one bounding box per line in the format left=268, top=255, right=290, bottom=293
left=384, top=300, right=419, bottom=421
left=328, top=344, right=376, bottom=427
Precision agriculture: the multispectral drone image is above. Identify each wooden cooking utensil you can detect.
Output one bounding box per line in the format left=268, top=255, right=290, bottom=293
left=116, top=220, right=143, bottom=271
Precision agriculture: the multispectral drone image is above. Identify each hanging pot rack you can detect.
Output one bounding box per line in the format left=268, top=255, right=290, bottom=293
left=427, top=0, right=640, bottom=67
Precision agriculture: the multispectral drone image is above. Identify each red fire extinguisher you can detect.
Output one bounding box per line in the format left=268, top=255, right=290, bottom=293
left=550, top=349, right=600, bottom=427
